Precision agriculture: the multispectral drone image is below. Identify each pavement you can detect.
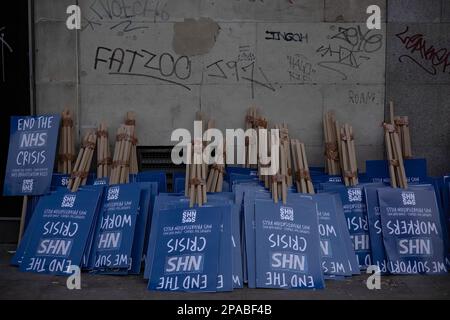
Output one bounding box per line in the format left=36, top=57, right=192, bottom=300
left=0, top=244, right=449, bottom=300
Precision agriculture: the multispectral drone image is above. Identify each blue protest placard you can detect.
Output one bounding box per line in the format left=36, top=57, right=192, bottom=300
left=90, top=184, right=141, bottom=273
left=333, top=195, right=360, bottom=275
left=148, top=206, right=222, bottom=292
left=19, top=187, right=103, bottom=275
left=254, top=198, right=325, bottom=289
left=243, top=188, right=271, bottom=288
left=295, top=193, right=354, bottom=277
left=137, top=171, right=167, bottom=193
left=366, top=159, right=427, bottom=182
left=231, top=204, right=243, bottom=288
left=320, top=184, right=372, bottom=269
left=11, top=196, right=44, bottom=266
left=128, top=182, right=155, bottom=274
left=4, top=115, right=61, bottom=196
left=213, top=204, right=233, bottom=292
left=365, top=186, right=391, bottom=274
left=378, top=188, right=448, bottom=274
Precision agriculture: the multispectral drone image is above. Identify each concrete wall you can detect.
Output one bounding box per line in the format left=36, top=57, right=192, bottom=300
left=36, top=0, right=389, bottom=172
left=386, top=0, right=450, bottom=176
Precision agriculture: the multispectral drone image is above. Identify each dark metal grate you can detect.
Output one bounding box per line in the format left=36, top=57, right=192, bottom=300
left=137, top=146, right=185, bottom=192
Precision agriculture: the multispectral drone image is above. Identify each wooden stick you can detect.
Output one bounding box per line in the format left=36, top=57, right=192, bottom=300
left=296, top=141, right=307, bottom=193
left=347, top=125, right=358, bottom=185
left=300, top=142, right=314, bottom=193
left=17, top=196, right=28, bottom=243
left=384, top=129, right=397, bottom=188
left=340, top=126, right=350, bottom=186
left=291, top=140, right=300, bottom=192
left=68, top=132, right=87, bottom=190
left=189, top=161, right=196, bottom=207
left=393, top=132, right=408, bottom=188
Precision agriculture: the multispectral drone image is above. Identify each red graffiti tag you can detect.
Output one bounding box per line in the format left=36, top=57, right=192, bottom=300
left=395, top=26, right=450, bottom=75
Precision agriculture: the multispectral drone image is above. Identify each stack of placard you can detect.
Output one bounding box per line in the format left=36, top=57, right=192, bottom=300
left=86, top=183, right=155, bottom=275
left=12, top=187, right=104, bottom=275
left=377, top=187, right=447, bottom=274
left=253, top=198, right=325, bottom=289
left=145, top=193, right=236, bottom=292
left=319, top=184, right=374, bottom=270
left=364, top=184, right=391, bottom=274
left=239, top=183, right=323, bottom=289
left=295, top=193, right=359, bottom=278
left=12, top=182, right=157, bottom=276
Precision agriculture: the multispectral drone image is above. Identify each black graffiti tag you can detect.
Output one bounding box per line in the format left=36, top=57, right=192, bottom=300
left=94, top=46, right=192, bottom=90
left=206, top=59, right=275, bottom=99
left=316, top=25, right=382, bottom=80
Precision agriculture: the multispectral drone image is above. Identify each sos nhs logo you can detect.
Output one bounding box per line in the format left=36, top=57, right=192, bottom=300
left=107, top=186, right=120, bottom=201
left=280, top=206, right=294, bottom=221
left=348, top=188, right=362, bottom=202
left=182, top=210, right=197, bottom=224
left=61, top=194, right=76, bottom=208
left=401, top=191, right=416, bottom=206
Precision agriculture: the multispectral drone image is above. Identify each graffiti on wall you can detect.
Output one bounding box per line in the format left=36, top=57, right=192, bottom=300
left=93, top=46, right=192, bottom=90
left=395, top=26, right=450, bottom=76
left=81, top=0, right=170, bottom=32
left=316, top=25, right=383, bottom=80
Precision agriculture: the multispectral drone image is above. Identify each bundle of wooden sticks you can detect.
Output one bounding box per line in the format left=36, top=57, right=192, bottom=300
left=58, top=109, right=75, bottom=174
left=392, top=103, right=412, bottom=159
left=275, top=123, right=293, bottom=187
left=270, top=125, right=288, bottom=204
left=394, top=116, right=412, bottom=159
left=96, top=122, right=111, bottom=179
left=291, top=139, right=314, bottom=194
left=244, top=107, right=267, bottom=168
left=206, top=139, right=225, bottom=193
left=68, top=131, right=97, bottom=192
left=185, top=141, right=207, bottom=207
left=384, top=102, right=408, bottom=188
left=125, top=112, right=139, bottom=175
left=339, top=123, right=358, bottom=186
left=110, top=125, right=134, bottom=185
left=323, top=111, right=341, bottom=175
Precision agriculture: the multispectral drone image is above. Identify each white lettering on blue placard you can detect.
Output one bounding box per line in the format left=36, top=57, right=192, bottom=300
left=398, top=238, right=433, bottom=256
left=265, top=272, right=315, bottom=288
left=271, top=252, right=307, bottom=272
left=280, top=207, right=294, bottom=221
left=25, top=257, right=73, bottom=273
left=165, top=254, right=204, bottom=273
left=21, top=179, right=34, bottom=192
left=157, top=275, right=208, bottom=291
left=268, top=234, right=307, bottom=251
left=43, top=221, right=78, bottom=237
left=167, top=237, right=207, bottom=253
left=352, top=234, right=370, bottom=251
left=182, top=210, right=197, bottom=223
left=97, top=231, right=122, bottom=250
left=101, top=214, right=132, bottom=229
left=348, top=188, right=362, bottom=202
left=401, top=191, right=416, bottom=205
left=318, top=224, right=336, bottom=237
left=61, top=195, right=76, bottom=208
left=107, top=186, right=120, bottom=200
left=320, top=240, right=332, bottom=257
left=386, top=220, right=438, bottom=235
left=37, top=239, right=73, bottom=257
left=19, top=131, right=47, bottom=148
left=347, top=216, right=368, bottom=232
